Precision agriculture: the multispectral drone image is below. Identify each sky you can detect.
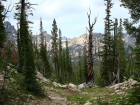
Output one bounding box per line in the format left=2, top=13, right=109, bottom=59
left=3, top=0, right=130, bottom=38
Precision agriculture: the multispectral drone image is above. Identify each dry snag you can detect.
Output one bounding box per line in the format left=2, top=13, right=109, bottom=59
left=86, top=8, right=97, bottom=88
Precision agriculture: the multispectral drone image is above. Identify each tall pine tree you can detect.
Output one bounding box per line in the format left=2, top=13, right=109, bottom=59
left=65, top=39, right=73, bottom=82
left=15, top=0, right=42, bottom=94
left=101, top=0, right=114, bottom=86
left=120, top=0, right=140, bottom=104
left=39, top=18, right=50, bottom=78
left=116, top=19, right=126, bottom=83
left=0, top=0, right=6, bottom=69
left=51, top=19, right=59, bottom=78
left=58, top=29, right=63, bottom=82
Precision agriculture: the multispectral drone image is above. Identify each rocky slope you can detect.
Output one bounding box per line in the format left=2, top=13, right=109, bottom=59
left=0, top=65, right=139, bottom=105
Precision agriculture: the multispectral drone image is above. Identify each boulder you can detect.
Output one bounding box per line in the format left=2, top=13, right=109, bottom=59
left=60, top=84, right=67, bottom=88
left=130, top=80, right=138, bottom=86
left=53, top=82, right=59, bottom=87
left=67, top=83, right=77, bottom=90
left=48, top=96, right=67, bottom=102
left=109, top=78, right=140, bottom=95
left=78, top=83, right=86, bottom=90
left=36, top=71, right=50, bottom=84
left=58, top=83, right=62, bottom=87
left=84, top=101, right=92, bottom=105
left=115, top=90, right=125, bottom=95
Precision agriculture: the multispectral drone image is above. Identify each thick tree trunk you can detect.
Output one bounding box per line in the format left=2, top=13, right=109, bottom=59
left=87, top=31, right=94, bottom=87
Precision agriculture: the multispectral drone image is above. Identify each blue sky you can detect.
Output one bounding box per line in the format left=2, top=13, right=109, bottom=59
left=4, top=0, right=130, bottom=38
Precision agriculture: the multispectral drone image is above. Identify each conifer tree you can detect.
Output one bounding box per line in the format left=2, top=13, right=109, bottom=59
left=58, top=29, right=63, bottom=82
left=77, top=51, right=85, bottom=83
left=120, top=1, right=140, bottom=104
left=116, top=19, right=126, bottom=83
left=125, top=46, right=135, bottom=79
left=101, top=0, right=114, bottom=86
left=15, top=0, right=42, bottom=94
left=0, top=1, right=6, bottom=49
left=51, top=19, right=59, bottom=78
left=120, top=0, right=140, bottom=23
left=14, top=0, right=26, bottom=72
left=45, top=37, right=51, bottom=78
left=65, top=39, right=73, bottom=82
left=62, top=49, right=66, bottom=82
left=0, top=0, right=6, bottom=94
left=113, top=18, right=118, bottom=82
left=0, top=0, right=6, bottom=68
left=83, top=45, right=88, bottom=83
left=39, top=18, right=46, bottom=74
left=39, top=17, right=50, bottom=77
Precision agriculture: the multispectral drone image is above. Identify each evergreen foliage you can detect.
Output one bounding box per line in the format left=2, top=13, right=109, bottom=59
left=83, top=45, right=88, bottom=83
left=39, top=18, right=50, bottom=78
left=77, top=51, right=85, bottom=83
left=51, top=19, right=59, bottom=78
left=101, top=0, right=114, bottom=86
left=58, top=29, right=63, bottom=83
left=120, top=0, right=140, bottom=104
left=0, top=1, right=6, bottom=49
left=65, top=39, right=73, bottom=82
left=0, top=1, right=6, bottom=94
left=14, top=0, right=26, bottom=72
left=125, top=46, right=135, bottom=79
left=120, top=0, right=140, bottom=23
left=115, top=19, right=126, bottom=83
left=0, top=1, right=6, bottom=70
left=14, top=0, right=42, bottom=95
left=61, top=49, right=66, bottom=83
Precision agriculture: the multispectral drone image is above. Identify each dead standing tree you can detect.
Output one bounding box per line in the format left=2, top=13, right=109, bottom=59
left=86, top=9, right=97, bottom=88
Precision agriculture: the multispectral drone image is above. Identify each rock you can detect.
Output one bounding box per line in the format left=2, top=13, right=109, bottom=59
left=117, top=91, right=125, bottom=95
left=114, top=86, right=120, bottom=90
left=84, top=101, right=92, bottom=105
left=87, top=81, right=94, bottom=88
left=115, top=90, right=125, bottom=95
left=78, top=83, right=86, bottom=90
left=36, top=71, right=50, bottom=84
left=27, top=95, right=34, bottom=100
left=53, top=82, right=59, bottom=87
left=67, top=83, right=77, bottom=90
left=115, top=90, right=122, bottom=93
left=58, top=83, right=62, bottom=87
left=48, top=96, right=67, bottom=102
left=7, top=66, right=10, bottom=70
left=130, top=80, right=138, bottom=85
left=111, top=83, right=121, bottom=89
left=60, top=84, right=67, bottom=88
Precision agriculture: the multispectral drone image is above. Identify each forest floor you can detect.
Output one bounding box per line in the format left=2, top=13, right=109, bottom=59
left=0, top=72, right=127, bottom=105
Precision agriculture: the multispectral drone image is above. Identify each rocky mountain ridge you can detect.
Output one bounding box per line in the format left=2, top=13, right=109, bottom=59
left=5, top=21, right=135, bottom=59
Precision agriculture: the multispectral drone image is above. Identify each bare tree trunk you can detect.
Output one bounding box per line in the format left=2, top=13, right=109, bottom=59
left=86, top=9, right=97, bottom=88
